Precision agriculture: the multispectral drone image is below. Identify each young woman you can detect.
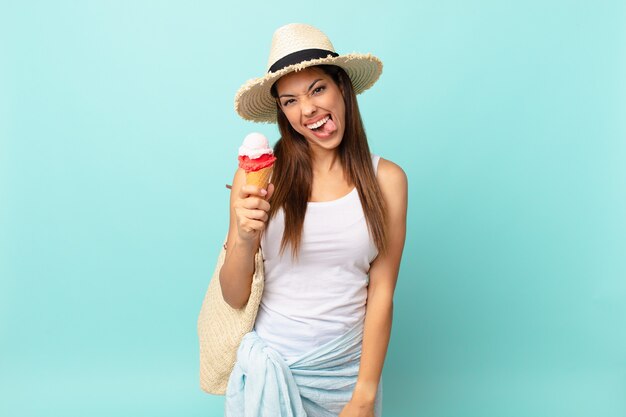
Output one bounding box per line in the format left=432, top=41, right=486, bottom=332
left=219, top=23, right=407, bottom=417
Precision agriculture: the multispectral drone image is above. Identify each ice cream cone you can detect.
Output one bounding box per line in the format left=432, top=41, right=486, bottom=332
left=238, top=132, right=276, bottom=190
left=246, top=166, right=273, bottom=190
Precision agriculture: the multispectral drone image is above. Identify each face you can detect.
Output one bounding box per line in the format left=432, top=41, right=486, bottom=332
left=275, top=67, right=346, bottom=153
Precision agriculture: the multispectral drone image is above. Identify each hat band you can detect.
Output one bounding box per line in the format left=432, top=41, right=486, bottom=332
left=268, top=49, right=339, bottom=73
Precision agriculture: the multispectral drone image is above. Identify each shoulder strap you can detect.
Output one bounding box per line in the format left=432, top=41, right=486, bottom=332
left=370, top=154, right=381, bottom=176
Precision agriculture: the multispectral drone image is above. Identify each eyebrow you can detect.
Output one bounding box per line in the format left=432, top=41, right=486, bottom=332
left=278, top=79, right=323, bottom=99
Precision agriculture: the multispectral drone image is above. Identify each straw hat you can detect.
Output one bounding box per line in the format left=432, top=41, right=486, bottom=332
left=234, top=23, right=383, bottom=123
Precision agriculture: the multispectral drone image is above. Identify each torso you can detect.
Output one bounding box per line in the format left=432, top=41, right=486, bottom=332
left=255, top=154, right=381, bottom=362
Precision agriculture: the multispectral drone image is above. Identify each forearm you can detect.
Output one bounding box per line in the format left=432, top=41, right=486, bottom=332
left=352, top=291, right=393, bottom=404
left=218, top=236, right=258, bottom=309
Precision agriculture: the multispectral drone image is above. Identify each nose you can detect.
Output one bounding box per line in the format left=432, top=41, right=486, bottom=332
left=300, top=96, right=317, bottom=118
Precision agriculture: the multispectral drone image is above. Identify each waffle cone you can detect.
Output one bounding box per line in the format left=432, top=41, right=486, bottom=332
left=246, top=166, right=273, bottom=189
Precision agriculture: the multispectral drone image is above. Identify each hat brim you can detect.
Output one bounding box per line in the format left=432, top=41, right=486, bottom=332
left=234, top=53, right=383, bottom=123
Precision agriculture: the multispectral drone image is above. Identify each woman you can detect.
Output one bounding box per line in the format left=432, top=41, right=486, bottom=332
left=219, top=23, right=407, bottom=417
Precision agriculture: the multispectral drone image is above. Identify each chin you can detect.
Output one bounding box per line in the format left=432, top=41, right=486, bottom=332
left=307, top=132, right=344, bottom=151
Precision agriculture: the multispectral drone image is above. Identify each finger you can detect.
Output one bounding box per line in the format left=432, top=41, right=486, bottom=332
left=247, top=209, right=268, bottom=222
left=253, top=210, right=268, bottom=223
left=236, top=207, right=267, bottom=221
left=240, top=219, right=266, bottom=233
left=241, top=197, right=270, bottom=212
left=240, top=184, right=268, bottom=199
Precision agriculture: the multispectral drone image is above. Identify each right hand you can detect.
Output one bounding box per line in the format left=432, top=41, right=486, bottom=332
left=233, top=183, right=275, bottom=242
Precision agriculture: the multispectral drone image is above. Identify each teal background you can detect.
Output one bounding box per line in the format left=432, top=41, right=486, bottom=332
left=1, top=0, right=625, bottom=416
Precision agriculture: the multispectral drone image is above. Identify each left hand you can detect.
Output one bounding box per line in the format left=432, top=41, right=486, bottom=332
left=338, top=399, right=375, bottom=417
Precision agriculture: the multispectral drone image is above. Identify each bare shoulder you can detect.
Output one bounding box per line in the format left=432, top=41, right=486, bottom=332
left=369, top=157, right=407, bottom=275
left=377, top=157, right=408, bottom=193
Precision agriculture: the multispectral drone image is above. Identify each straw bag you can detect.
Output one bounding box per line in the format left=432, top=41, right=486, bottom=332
left=197, top=241, right=264, bottom=395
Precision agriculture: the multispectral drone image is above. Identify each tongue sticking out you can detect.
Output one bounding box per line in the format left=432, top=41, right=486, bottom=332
left=321, top=117, right=337, bottom=134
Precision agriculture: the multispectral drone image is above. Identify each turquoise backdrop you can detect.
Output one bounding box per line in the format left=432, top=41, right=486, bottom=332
left=1, top=1, right=625, bottom=416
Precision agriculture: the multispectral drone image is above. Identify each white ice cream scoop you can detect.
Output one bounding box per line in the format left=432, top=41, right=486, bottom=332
left=238, top=132, right=273, bottom=159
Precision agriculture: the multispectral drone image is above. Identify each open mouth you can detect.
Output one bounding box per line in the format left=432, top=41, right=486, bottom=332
left=306, top=115, right=331, bottom=131
left=304, top=114, right=337, bottom=138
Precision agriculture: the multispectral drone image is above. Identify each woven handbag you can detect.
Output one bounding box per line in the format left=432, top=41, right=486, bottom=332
left=197, top=241, right=264, bottom=395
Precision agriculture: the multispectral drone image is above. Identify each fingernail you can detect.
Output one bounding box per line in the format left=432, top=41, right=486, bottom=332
left=260, top=189, right=267, bottom=196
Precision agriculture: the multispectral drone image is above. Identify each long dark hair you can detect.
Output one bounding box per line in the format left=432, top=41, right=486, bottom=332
left=269, top=65, right=387, bottom=257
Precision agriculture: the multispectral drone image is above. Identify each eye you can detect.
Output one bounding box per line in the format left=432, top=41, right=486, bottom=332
left=282, top=98, right=295, bottom=106
left=312, top=85, right=326, bottom=95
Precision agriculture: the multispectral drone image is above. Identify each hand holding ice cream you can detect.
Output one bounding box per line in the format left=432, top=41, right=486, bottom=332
left=231, top=132, right=276, bottom=243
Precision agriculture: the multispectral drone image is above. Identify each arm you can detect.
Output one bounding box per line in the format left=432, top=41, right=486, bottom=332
left=219, top=167, right=274, bottom=309
left=340, top=158, right=408, bottom=416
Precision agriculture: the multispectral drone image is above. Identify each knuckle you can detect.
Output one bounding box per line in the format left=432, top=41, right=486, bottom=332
left=246, top=197, right=260, bottom=209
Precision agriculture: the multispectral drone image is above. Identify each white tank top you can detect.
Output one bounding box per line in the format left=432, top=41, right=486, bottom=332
left=255, top=154, right=380, bottom=361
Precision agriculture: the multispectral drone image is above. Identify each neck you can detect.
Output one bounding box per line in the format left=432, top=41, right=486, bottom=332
left=310, top=147, right=341, bottom=174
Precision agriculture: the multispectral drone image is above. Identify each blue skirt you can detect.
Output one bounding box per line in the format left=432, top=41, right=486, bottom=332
left=225, top=321, right=382, bottom=417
